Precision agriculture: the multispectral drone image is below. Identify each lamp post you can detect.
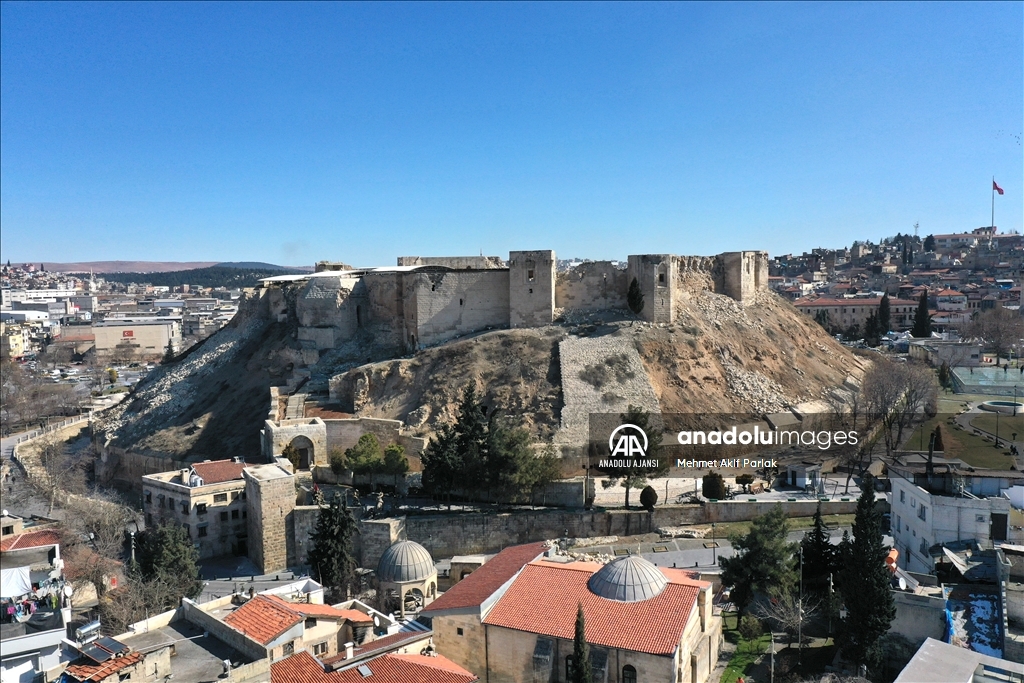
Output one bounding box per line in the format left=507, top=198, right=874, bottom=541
left=770, top=631, right=775, bottom=683
left=798, top=545, right=804, bottom=666
left=712, top=523, right=717, bottom=565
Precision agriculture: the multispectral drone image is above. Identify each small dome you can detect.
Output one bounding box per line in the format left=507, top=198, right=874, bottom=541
left=587, top=555, right=668, bottom=602
left=376, top=540, right=435, bottom=583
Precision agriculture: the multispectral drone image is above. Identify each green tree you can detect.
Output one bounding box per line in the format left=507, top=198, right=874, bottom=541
left=346, top=433, right=385, bottom=488
left=800, top=503, right=836, bottom=589
left=838, top=474, right=896, bottom=667
left=421, top=421, right=463, bottom=508
left=571, top=603, right=593, bottom=683
left=735, top=473, right=754, bottom=493
left=923, top=234, right=935, bottom=252
left=814, top=309, right=833, bottom=333
left=383, top=443, right=410, bottom=488
left=702, top=470, right=727, bottom=500
left=135, top=523, right=203, bottom=600
left=627, top=278, right=644, bottom=325
left=932, top=425, right=944, bottom=452
left=911, top=291, right=932, bottom=338
left=282, top=442, right=302, bottom=471
left=422, top=385, right=489, bottom=506
left=937, top=361, right=951, bottom=390
left=738, top=615, right=764, bottom=654
left=487, top=417, right=557, bottom=505
left=593, top=405, right=666, bottom=509
left=878, top=293, right=891, bottom=334
left=107, top=368, right=118, bottom=385
left=162, top=340, right=175, bottom=364
left=329, top=448, right=346, bottom=476
left=719, top=504, right=797, bottom=613
left=308, top=493, right=358, bottom=599
left=639, top=485, right=658, bottom=512
left=864, top=311, right=881, bottom=347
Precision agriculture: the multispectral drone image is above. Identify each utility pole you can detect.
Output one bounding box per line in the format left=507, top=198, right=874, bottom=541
left=798, top=545, right=804, bottom=666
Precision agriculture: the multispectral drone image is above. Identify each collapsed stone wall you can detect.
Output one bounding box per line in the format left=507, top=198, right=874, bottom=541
left=554, top=261, right=629, bottom=312
left=397, top=255, right=506, bottom=269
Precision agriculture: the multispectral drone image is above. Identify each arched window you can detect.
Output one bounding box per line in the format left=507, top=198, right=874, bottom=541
left=622, top=664, right=637, bottom=683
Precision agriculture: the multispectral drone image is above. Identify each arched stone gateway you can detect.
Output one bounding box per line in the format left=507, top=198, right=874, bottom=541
left=288, top=435, right=315, bottom=470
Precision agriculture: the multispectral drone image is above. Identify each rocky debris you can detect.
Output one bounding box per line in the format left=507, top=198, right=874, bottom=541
left=719, top=352, right=790, bottom=414
left=567, top=536, right=618, bottom=548
left=658, top=526, right=710, bottom=539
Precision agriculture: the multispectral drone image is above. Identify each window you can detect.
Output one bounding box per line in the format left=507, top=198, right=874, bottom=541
left=282, top=642, right=294, bottom=656
left=918, top=505, right=927, bottom=521
left=181, top=501, right=189, bottom=515
left=145, top=491, right=152, bottom=505
left=220, top=511, right=229, bottom=522
left=900, top=490, right=905, bottom=503
left=305, top=618, right=317, bottom=629
left=198, top=525, right=208, bottom=537
left=566, top=656, right=575, bottom=680
left=920, top=538, right=929, bottom=555
left=896, top=516, right=901, bottom=533
left=242, top=510, right=248, bottom=519
left=622, top=665, right=637, bottom=683
left=1, top=525, right=12, bottom=536
left=214, top=493, right=228, bottom=503
left=312, top=642, right=328, bottom=656
left=146, top=513, right=153, bottom=526
left=241, top=491, right=247, bottom=500
left=532, top=638, right=553, bottom=671
left=232, top=491, right=240, bottom=500
left=168, top=497, right=175, bottom=511
left=456, top=628, right=464, bottom=636
left=197, top=503, right=207, bottom=515
left=232, top=509, right=240, bottom=520
left=158, top=495, right=165, bottom=509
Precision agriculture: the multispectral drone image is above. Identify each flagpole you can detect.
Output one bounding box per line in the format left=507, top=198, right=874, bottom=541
left=992, top=176, right=996, bottom=229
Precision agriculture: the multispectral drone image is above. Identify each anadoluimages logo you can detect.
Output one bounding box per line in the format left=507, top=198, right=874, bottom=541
left=600, top=424, right=659, bottom=468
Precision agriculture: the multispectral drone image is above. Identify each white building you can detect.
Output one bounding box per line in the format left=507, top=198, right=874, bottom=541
left=890, top=463, right=1024, bottom=573
left=92, top=317, right=181, bottom=360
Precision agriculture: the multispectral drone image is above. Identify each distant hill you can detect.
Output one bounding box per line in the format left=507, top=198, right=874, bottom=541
left=215, top=261, right=313, bottom=272
left=100, top=265, right=309, bottom=289
left=40, top=261, right=219, bottom=273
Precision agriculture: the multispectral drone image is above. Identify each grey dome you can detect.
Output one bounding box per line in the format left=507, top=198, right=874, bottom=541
left=587, top=555, right=668, bottom=602
left=376, top=540, right=435, bottom=583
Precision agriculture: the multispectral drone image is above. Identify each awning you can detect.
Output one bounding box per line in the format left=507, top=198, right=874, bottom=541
left=1, top=566, right=32, bottom=598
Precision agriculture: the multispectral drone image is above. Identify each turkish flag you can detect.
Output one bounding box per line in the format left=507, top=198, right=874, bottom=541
left=993, top=180, right=1004, bottom=195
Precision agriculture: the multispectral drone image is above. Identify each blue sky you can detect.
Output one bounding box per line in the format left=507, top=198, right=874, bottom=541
left=1, top=2, right=1021, bottom=267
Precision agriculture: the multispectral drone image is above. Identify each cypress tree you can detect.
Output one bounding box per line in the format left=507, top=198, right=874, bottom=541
left=308, top=493, right=358, bottom=599
left=878, top=294, right=891, bottom=335
left=801, top=503, right=836, bottom=588
left=627, top=278, right=644, bottom=325
left=720, top=505, right=797, bottom=612
left=838, top=474, right=896, bottom=667
left=571, top=603, right=593, bottom=683
left=911, top=291, right=932, bottom=338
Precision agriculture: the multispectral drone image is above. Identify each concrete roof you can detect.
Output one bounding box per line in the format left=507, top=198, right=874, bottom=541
left=893, top=638, right=1023, bottom=683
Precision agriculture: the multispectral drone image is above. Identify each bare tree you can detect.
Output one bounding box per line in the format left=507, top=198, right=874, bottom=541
left=965, top=308, right=1024, bottom=366
left=32, top=434, right=87, bottom=514
left=754, top=587, right=821, bottom=649
left=862, top=360, right=937, bottom=458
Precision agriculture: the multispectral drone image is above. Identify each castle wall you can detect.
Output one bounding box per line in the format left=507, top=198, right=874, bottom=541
left=509, top=250, right=556, bottom=327
left=362, top=271, right=407, bottom=348
left=554, top=262, right=629, bottom=312
left=407, top=270, right=510, bottom=348
left=261, top=418, right=328, bottom=468
left=627, top=254, right=676, bottom=323
left=323, top=417, right=427, bottom=457
left=397, top=256, right=505, bottom=269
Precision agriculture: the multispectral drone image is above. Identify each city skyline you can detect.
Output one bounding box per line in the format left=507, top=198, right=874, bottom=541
left=1, top=2, right=1021, bottom=265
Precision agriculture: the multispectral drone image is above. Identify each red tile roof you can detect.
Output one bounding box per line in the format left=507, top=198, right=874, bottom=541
left=263, top=594, right=369, bottom=621
left=482, top=560, right=705, bottom=656
left=322, top=630, right=432, bottom=665
left=421, top=542, right=546, bottom=614
left=0, top=528, right=60, bottom=552
left=272, top=651, right=478, bottom=683
left=191, top=459, right=246, bottom=484
left=224, top=595, right=302, bottom=645
left=65, top=651, right=143, bottom=682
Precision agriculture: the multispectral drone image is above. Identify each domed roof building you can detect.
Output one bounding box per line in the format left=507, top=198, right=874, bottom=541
left=376, top=540, right=437, bottom=617
left=586, top=555, right=668, bottom=602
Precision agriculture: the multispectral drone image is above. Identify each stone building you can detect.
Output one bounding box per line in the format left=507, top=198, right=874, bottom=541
left=261, top=249, right=768, bottom=356
left=421, top=544, right=722, bottom=683
left=375, top=540, right=438, bottom=617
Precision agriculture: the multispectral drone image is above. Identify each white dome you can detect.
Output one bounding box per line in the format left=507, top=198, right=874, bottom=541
left=376, top=540, right=435, bottom=583
left=587, top=555, right=668, bottom=602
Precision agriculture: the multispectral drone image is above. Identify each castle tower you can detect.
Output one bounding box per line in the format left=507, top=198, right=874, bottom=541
left=627, top=254, right=676, bottom=323
left=720, top=251, right=768, bottom=304
left=509, top=250, right=556, bottom=327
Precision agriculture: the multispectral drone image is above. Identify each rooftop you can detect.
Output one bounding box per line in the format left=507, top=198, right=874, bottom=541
left=482, top=559, right=707, bottom=655
left=273, top=650, right=478, bottom=683
left=894, top=637, right=1023, bottom=683
left=0, top=528, right=60, bottom=552
left=119, top=620, right=258, bottom=682
left=420, top=542, right=546, bottom=615
left=191, top=459, right=247, bottom=484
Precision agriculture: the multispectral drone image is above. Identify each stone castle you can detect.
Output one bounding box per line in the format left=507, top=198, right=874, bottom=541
left=260, top=249, right=769, bottom=354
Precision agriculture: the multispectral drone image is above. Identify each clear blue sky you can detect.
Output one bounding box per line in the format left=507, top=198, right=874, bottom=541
left=1, top=2, right=1021, bottom=267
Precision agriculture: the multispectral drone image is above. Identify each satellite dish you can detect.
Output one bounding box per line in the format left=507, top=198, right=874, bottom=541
left=2, top=509, right=9, bottom=517
left=372, top=614, right=382, bottom=628
left=898, top=577, right=907, bottom=591
left=64, top=585, right=74, bottom=597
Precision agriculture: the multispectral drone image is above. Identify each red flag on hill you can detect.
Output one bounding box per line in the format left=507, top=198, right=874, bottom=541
left=993, top=180, right=1004, bottom=195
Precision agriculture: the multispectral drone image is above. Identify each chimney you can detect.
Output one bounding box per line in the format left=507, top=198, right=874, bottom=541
left=344, top=642, right=354, bottom=659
